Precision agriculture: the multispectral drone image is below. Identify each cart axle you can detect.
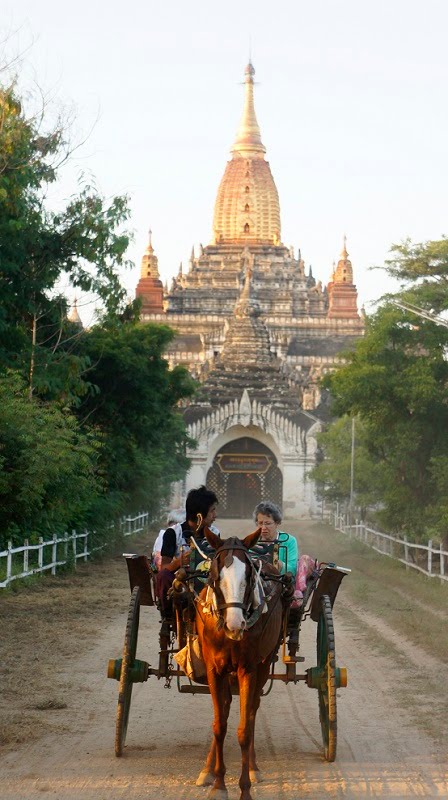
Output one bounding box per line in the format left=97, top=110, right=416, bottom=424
left=306, top=665, right=347, bottom=690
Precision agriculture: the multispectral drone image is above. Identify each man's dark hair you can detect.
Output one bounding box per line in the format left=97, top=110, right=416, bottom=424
left=186, top=485, right=218, bottom=521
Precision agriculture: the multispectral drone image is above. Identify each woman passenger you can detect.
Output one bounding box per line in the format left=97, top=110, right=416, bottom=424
left=253, top=501, right=299, bottom=578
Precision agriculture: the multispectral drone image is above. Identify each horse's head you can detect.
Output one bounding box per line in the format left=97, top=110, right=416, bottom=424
left=204, top=527, right=262, bottom=640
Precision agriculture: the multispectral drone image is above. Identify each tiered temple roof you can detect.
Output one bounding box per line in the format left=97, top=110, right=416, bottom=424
left=137, top=63, right=364, bottom=417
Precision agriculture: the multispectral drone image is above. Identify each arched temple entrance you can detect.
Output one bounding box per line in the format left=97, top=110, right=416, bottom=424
left=206, top=437, right=283, bottom=518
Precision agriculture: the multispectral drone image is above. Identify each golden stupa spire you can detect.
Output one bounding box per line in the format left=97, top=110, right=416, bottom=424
left=68, top=297, right=83, bottom=327
left=145, top=228, right=154, bottom=254
left=232, top=62, right=266, bottom=158
left=333, top=235, right=353, bottom=284
left=140, top=228, right=160, bottom=279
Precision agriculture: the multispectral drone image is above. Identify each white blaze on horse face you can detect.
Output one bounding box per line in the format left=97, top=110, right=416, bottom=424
left=219, top=556, right=246, bottom=634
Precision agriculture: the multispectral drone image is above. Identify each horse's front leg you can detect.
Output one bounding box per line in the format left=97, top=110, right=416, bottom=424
left=237, top=668, right=258, bottom=800
left=197, top=670, right=230, bottom=800
left=248, top=709, right=260, bottom=784
left=248, top=659, right=271, bottom=784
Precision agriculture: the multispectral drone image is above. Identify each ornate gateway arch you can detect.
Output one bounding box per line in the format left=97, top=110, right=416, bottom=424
left=184, top=390, right=319, bottom=518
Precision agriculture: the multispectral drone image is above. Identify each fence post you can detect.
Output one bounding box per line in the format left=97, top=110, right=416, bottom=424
left=427, top=540, right=433, bottom=576
left=84, top=530, right=88, bottom=562
left=72, top=530, right=77, bottom=568
left=7, top=541, right=12, bottom=586
left=64, top=533, right=69, bottom=563
left=51, top=534, right=57, bottom=575
left=38, top=537, right=44, bottom=573
left=23, top=539, right=29, bottom=577
left=403, top=535, right=409, bottom=570
left=440, top=544, right=445, bottom=581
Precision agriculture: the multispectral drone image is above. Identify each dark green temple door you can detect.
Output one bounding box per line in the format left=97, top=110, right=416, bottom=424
left=206, top=437, right=282, bottom=518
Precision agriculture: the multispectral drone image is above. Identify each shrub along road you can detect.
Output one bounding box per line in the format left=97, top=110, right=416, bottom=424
left=0, top=519, right=447, bottom=799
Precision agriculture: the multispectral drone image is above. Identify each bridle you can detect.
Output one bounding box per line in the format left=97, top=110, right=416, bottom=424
left=207, top=538, right=265, bottom=631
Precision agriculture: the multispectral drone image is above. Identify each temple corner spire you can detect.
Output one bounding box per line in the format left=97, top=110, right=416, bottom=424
left=135, top=229, right=164, bottom=314
left=327, top=235, right=360, bottom=319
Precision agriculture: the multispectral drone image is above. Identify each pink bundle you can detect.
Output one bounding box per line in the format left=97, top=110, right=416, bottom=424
left=291, top=554, right=317, bottom=608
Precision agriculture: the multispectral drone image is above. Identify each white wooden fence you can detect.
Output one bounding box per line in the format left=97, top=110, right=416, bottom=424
left=328, top=506, right=447, bottom=583
left=0, top=512, right=150, bottom=589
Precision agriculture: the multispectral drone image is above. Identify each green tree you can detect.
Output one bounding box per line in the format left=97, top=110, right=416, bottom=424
left=309, top=415, right=384, bottom=513
left=383, top=237, right=448, bottom=313
left=0, top=78, right=197, bottom=548
left=0, top=372, right=100, bottom=546
left=0, top=83, right=131, bottom=400
left=75, top=315, right=196, bottom=517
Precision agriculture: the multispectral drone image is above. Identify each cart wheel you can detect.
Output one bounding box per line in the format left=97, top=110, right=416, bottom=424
left=115, top=586, right=140, bottom=757
left=317, top=594, right=337, bottom=762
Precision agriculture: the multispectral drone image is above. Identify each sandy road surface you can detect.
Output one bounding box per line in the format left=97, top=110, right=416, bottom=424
left=1, top=519, right=447, bottom=800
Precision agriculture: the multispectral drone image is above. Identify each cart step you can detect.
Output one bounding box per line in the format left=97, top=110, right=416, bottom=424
left=179, top=685, right=211, bottom=694
left=282, top=655, right=305, bottom=663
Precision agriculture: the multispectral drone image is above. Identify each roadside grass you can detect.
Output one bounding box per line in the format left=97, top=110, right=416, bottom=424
left=337, top=603, right=448, bottom=747
left=295, top=520, right=448, bottom=665
left=0, top=532, right=152, bottom=747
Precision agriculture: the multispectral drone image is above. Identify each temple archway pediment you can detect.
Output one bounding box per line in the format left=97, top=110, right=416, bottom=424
left=201, top=423, right=283, bottom=474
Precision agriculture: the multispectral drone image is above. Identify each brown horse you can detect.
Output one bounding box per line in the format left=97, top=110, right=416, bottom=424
left=195, top=527, right=287, bottom=800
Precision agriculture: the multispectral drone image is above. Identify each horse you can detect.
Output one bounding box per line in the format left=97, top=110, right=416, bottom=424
left=194, top=526, right=289, bottom=800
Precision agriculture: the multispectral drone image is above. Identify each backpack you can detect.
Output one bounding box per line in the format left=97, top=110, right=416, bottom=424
left=152, top=522, right=185, bottom=571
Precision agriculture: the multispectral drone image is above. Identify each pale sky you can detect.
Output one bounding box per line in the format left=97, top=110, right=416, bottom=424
left=3, top=0, right=448, bottom=324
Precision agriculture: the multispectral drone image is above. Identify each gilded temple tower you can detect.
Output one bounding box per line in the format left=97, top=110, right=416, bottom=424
left=213, top=62, right=281, bottom=246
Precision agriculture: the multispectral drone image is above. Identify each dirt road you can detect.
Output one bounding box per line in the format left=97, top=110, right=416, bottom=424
left=1, top=519, right=447, bottom=799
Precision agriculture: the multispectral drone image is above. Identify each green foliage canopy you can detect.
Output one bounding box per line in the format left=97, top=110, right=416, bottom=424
left=0, top=83, right=131, bottom=396
left=0, top=373, right=100, bottom=544
left=319, top=238, right=448, bottom=542
left=309, top=416, right=384, bottom=511
left=0, top=80, right=197, bottom=549
left=76, top=318, right=196, bottom=515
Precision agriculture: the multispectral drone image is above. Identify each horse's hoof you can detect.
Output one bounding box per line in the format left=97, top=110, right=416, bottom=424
left=196, top=770, right=215, bottom=786
left=249, top=769, right=262, bottom=783
left=208, top=789, right=228, bottom=800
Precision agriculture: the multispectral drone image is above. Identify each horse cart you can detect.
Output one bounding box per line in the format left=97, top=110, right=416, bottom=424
left=107, top=531, right=350, bottom=775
